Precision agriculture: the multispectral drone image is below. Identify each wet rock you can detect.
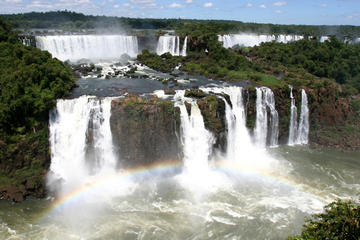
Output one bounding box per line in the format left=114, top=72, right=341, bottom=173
left=164, top=89, right=176, bottom=95
left=110, top=96, right=181, bottom=168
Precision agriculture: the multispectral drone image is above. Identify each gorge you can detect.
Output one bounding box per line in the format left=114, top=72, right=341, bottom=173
left=0, top=13, right=360, bottom=240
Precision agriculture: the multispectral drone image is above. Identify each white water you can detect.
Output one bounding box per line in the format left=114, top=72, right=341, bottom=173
left=218, top=34, right=304, bottom=48
left=288, top=88, right=309, bottom=145
left=36, top=35, right=139, bottom=62
left=26, top=87, right=351, bottom=240
left=48, top=96, right=126, bottom=197
left=320, top=36, right=330, bottom=42
left=254, top=87, right=279, bottom=148
left=181, top=36, right=188, bottom=57
left=175, top=90, right=215, bottom=173
left=296, top=90, right=309, bottom=144
left=288, top=86, right=298, bottom=145
left=156, top=36, right=187, bottom=56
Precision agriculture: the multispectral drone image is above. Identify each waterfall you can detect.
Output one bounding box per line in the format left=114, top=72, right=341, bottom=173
left=175, top=90, right=214, bottom=173
left=296, top=90, right=309, bottom=144
left=156, top=36, right=180, bottom=56
left=254, top=87, right=279, bottom=148
left=35, top=35, right=139, bottom=62
left=48, top=96, right=117, bottom=195
left=222, top=86, right=254, bottom=159
left=21, top=37, right=32, bottom=46
left=288, top=86, right=298, bottom=145
left=320, top=36, right=330, bottom=42
left=181, top=36, right=188, bottom=57
left=218, top=33, right=304, bottom=48
left=288, top=88, right=309, bottom=145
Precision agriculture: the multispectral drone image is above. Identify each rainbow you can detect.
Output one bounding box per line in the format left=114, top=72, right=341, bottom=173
left=39, top=160, right=326, bottom=221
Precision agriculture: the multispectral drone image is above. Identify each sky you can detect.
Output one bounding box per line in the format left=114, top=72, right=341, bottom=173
left=1, top=0, right=360, bottom=26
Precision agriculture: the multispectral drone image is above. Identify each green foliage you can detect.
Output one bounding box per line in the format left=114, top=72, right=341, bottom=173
left=3, top=11, right=360, bottom=40
left=250, top=38, right=360, bottom=93
left=0, top=19, right=75, bottom=136
left=287, top=199, right=360, bottom=240
left=137, top=49, right=182, bottom=73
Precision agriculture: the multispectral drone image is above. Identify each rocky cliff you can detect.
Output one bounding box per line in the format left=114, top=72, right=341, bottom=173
left=0, top=129, right=49, bottom=202
left=110, top=95, right=181, bottom=168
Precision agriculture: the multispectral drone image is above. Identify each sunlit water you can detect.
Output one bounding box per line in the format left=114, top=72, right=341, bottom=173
left=1, top=147, right=359, bottom=240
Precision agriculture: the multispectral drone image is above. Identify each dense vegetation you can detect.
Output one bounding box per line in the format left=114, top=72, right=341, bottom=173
left=2, top=11, right=360, bottom=40
left=287, top=199, right=360, bottom=240
left=249, top=37, right=360, bottom=94
left=0, top=17, right=75, bottom=201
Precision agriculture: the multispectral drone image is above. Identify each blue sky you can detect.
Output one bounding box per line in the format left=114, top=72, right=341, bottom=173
left=1, top=0, right=360, bottom=26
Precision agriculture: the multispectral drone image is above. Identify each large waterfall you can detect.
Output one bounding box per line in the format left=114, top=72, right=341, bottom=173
left=254, top=87, right=279, bottom=148
left=156, top=36, right=187, bottom=56
left=218, top=34, right=304, bottom=48
left=48, top=96, right=118, bottom=195
left=175, top=90, right=214, bottom=173
left=221, top=86, right=253, bottom=160
left=288, top=88, right=309, bottom=145
left=36, top=35, right=139, bottom=62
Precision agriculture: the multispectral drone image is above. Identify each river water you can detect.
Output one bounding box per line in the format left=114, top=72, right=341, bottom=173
left=1, top=147, right=359, bottom=240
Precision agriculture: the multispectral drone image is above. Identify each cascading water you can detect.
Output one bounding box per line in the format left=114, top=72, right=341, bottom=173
left=48, top=96, right=119, bottom=196
left=254, top=87, right=279, bottom=148
left=156, top=36, right=187, bottom=56
left=221, top=86, right=254, bottom=160
left=296, top=89, right=309, bottom=144
left=181, top=36, right=188, bottom=57
left=174, top=90, right=229, bottom=193
left=288, top=86, right=298, bottom=145
left=36, top=35, right=139, bottom=62
left=175, top=90, right=214, bottom=173
left=218, top=33, right=304, bottom=48
left=288, top=88, right=309, bottom=145
left=156, top=36, right=180, bottom=56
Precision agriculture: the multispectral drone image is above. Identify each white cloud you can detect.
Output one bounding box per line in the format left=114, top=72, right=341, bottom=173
left=168, top=2, right=184, bottom=8
left=272, top=1, right=287, bottom=7
left=186, top=0, right=192, bottom=3
left=27, top=0, right=52, bottom=8
left=203, top=2, right=212, bottom=7
left=5, top=0, right=22, bottom=3
left=259, top=4, right=266, bottom=8
left=113, top=4, right=119, bottom=8
left=130, top=0, right=154, bottom=3
left=58, top=0, right=90, bottom=3
left=123, top=2, right=130, bottom=6
left=320, top=3, right=327, bottom=7
left=275, top=10, right=283, bottom=13
left=246, top=3, right=253, bottom=7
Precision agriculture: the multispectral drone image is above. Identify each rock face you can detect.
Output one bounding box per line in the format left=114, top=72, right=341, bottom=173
left=0, top=131, right=49, bottom=202
left=110, top=95, right=181, bottom=168
left=306, top=86, right=360, bottom=150
left=197, top=95, right=227, bottom=151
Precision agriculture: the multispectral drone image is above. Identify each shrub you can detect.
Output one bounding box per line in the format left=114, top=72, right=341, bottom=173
left=287, top=199, right=360, bottom=240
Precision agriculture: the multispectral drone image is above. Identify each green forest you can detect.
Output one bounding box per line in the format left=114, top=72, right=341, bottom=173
left=138, top=33, right=360, bottom=96
left=0, top=17, right=75, bottom=200
left=2, top=11, right=360, bottom=40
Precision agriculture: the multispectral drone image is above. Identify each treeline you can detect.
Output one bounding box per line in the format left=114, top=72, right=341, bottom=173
left=249, top=37, right=360, bottom=93
left=2, top=11, right=360, bottom=39
left=0, top=17, right=75, bottom=200
left=0, top=17, right=75, bottom=136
